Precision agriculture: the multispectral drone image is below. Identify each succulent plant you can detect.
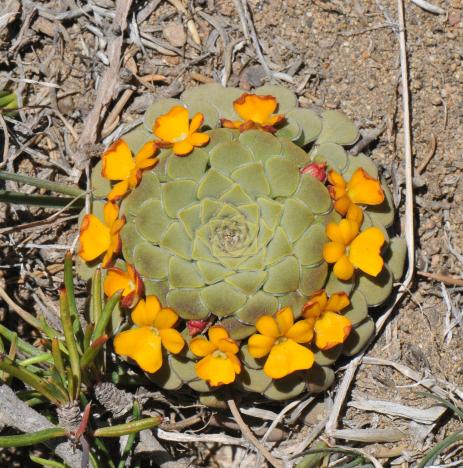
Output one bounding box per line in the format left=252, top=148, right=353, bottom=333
left=79, top=83, right=407, bottom=401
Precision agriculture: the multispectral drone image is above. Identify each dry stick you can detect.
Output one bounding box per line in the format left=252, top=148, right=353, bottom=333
left=324, top=0, right=415, bottom=441
left=227, top=398, right=284, bottom=468
left=0, top=283, right=42, bottom=330
left=416, top=132, right=437, bottom=174
left=417, top=271, right=463, bottom=287
left=0, top=114, right=10, bottom=164
left=78, top=0, right=133, bottom=156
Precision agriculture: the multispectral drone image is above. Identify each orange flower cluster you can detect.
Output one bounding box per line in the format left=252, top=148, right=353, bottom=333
left=323, top=168, right=386, bottom=281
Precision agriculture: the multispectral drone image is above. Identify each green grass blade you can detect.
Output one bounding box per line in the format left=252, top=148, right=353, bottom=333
left=91, top=291, right=122, bottom=342
left=29, top=454, right=66, bottom=467
left=416, top=391, right=463, bottom=420
left=19, top=353, right=53, bottom=367
left=64, top=252, right=84, bottom=352
left=117, top=401, right=141, bottom=468
left=0, top=428, right=67, bottom=448
left=0, top=190, right=85, bottom=209
left=417, top=430, right=463, bottom=467
left=93, top=417, right=162, bottom=438
left=51, top=338, right=66, bottom=387
left=0, top=170, right=84, bottom=197
left=0, top=324, right=44, bottom=356
left=59, top=289, right=81, bottom=399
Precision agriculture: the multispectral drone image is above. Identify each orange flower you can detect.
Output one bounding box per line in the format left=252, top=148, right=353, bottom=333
left=327, top=168, right=384, bottom=219
left=103, top=264, right=143, bottom=308
left=189, top=326, right=241, bottom=386
left=247, top=307, right=314, bottom=379
left=302, top=291, right=352, bottom=350
left=102, top=139, right=158, bottom=201
left=323, top=220, right=385, bottom=281
left=78, top=202, right=125, bottom=267
left=221, top=93, right=285, bottom=133
left=153, top=106, right=210, bottom=156
left=114, top=296, right=185, bottom=374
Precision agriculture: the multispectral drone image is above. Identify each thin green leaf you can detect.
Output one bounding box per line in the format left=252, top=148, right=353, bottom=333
left=295, top=442, right=328, bottom=468
left=51, top=339, right=66, bottom=387
left=117, top=401, right=141, bottom=468
left=0, top=355, right=68, bottom=404
left=93, top=417, right=162, bottom=438
left=0, top=428, right=67, bottom=448
left=80, top=335, right=108, bottom=371
left=0, top=324, right=43, bottom=356
left=0, top=190, right=85, bottom=209
left=83, top=323, right=94, bottom=351
left=59, top=289, right=81, bottom=400
left=29, top=454, right=66, bottom=467
left=90, top=268, right=103, bottom=325
left=91, top=291, right=122, bottom=342
left=64, top=252, right=84, bottom=352
left=0, top=170, right=84, bottom=197
left=19, top=353, right=53, bottom=367
left=417, top=430, right=463, bottom=468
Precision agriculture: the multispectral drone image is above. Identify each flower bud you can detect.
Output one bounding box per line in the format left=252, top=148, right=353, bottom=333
left=300, top=162, right=327, bottom=182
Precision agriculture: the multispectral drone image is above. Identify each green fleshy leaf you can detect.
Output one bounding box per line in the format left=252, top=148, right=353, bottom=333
left=342, top=317, right=375, bottom=356
left=160, top=222, right=192, bottom=259
left=286, top=108, right=322, bottom=145
left=384, top=236, right=407, bottom=281
left=265, top=156, right=300, bottom=197
left=299, top=262, right=329, bottom=297
left=264, top=372, right=306, bottom=400
left=120, top=222, right=145, bottom=264
left=183, top=98, right=219, bottom=129
left=306, top=365, right=335, bottom=393
left=275, top=115, right=301, bottom=141
left=209, top=141, right=253, bottom=175
left=343, top=289, right=368, bottom=325
left=135, top=199, right=172, bottom=243
left=257, top=197, right=283, bottom=231
left=143, top=98, right=184, bottom=132
left=316, top=110, right=359, bottom=145
left=121, top=125, right=156, bottom=155
left=311, top=142, right=348, bottom=172
left=225, top=271, right=267, bottom=295
left=169, top=257, right=204, bottom=288
left=343, top=153, right=378, bottom=179
left=197, top=260, right=232, bottom=284
left=238, top=367, right=272, bottom=393
left=201, top=283, right=247, bottom=317
left=220, top=317, right=256, bottom=340
left=146, top=359, right=183, bottom=390
left=236, top=291, right=279, bottom=324
left=178, top=204, right=201, bottom=238
left=265, top=227, right=292, bottom=265
left=231, top=162, right=270, bottom=197
left=279, top=137, right=310, bottom=167
left=166, top=149, right=209, bottom=181
left=91, top=161, right=111, bottom=198
left=263, top=256, right=300, bottom=293
left=280, top=198, right=314, bottom=242
left=197, top=169, right=233, bottom=199
left=120, top=173, right=161, bottom=218
left=357, top=265, right=393, bottom=307
left=161, top=179, right=197, bottom=218
left=133, top=242, right=170, bottom=280
left=239, top=130, right=282, bottom=162
left=295, top=173, right=331, bottom=214
left=293, top=224, right=327, bottom=266
left=254, top=84, right=297, bottom=112
left=166, top=289, right=208, bottom=320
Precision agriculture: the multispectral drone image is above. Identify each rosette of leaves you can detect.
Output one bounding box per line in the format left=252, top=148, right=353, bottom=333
left=82, top=84, right=406, bottom=400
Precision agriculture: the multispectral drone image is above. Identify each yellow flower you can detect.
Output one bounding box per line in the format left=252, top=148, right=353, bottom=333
left=78, top=201, right=125, bottom=267
left=322, top=220, right=385, bottom=281
left=153, top=106, right=210, bottom=156
left=103, top=264, right=143, bottom=308
left=114, top=296, right=185, bottom=374
left=302, top=291, right=352, bottom=350
left=102, top=139, right=158, bottom=201
left=189, top=326, right=241, bottom=386
left=221, top=93, right=285, bottom=133
left=327, top=168, right=384, bottom=219
left=247, top=307, right=314, bottom=379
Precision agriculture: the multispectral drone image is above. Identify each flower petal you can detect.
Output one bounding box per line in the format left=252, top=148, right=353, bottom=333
left=114, top=327, right=163, bottom=374
left=285, top=319, right=314, bottom=343
left=325, top=292, right=350, bottom=313
left=276, top=307, right=294, bottom=336
left=339, top=219, right=359, bottom=245
left=188, top=132, right=210, bottom=147
left=189, top=337, right=216, bottom=357
left=255, top=315, right=280, bottom=338
left=153, top=106, right=189, bottom=142
left=333, top=255, right=355, bottom=281
left=160, top=328, right=185, bottom=354
left=247, top=334, right=275, bottom=358
left=221, top=119, right=242, bottom=130
left=349, top=227, right=385, bottom=277
left=263, top=339, right=314, bottom=379
left=134, top=141, right=157, bottom=166
left=78, top=214, right=111, bottom=262
left=217, top=338, right=239, bottom=355
left=102, top=140, right=135, bottom=181
left=131, top=297, right=158, bottom=327
left=103, top=202, right=119, bottom=226
left=227, top=352, right=242, bottom=374
left=327, top=170, right=346, bottom=190
left=326, top=222, right=344, bottom=244
left=104, top=268, right=132, bottom=298
left=195, top=354, right=237, bottom=386
left=173, top=140, right=193, bottom=156
left=108, top=180, right=129, bottom=201
left=347, top=168, right=385, bottom=205
left=314, top=311, right=352, bottom=350
left=189, top=112, right=204, bottom=134
left=154, top=308, right=179, bottom=330
left=323, top=241, right=345, bottom=263
left=346, top=203, right=364, bottom=226
left=207, top=326, right=229, bottom=345
left=333, top=196, right=351, bottom=216
left=234, top=94, right=277, bottom=125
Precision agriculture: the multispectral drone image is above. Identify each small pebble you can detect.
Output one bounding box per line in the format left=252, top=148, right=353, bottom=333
left=163, top=23, right=187, bottom=48
left=430, top=93, right=441, bottom=106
